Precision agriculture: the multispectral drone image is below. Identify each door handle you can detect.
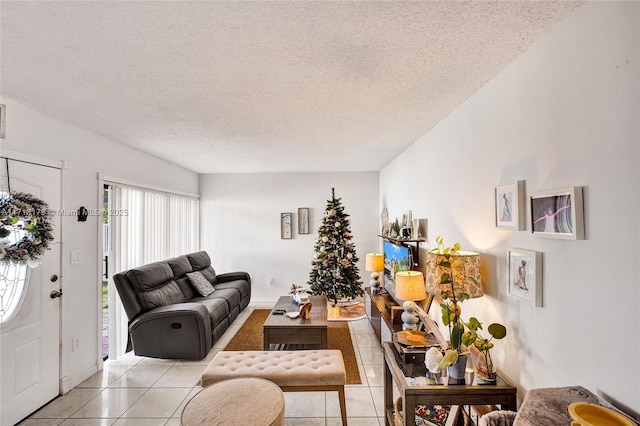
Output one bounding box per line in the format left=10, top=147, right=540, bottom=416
left=50, top=290, right=63, bottom=299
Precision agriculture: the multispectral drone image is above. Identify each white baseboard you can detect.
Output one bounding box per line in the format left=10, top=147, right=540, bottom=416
left=60, top=364, right=98, bottom=394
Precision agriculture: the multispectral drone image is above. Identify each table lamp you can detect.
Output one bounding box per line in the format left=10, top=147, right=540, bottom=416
left=365, top=253, right=384, bottom=291
left=425, top=250, right=483, bottom=299
left=394, top=271, right=427, bottom=330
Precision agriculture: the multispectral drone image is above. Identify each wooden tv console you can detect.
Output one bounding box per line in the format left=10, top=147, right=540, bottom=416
left=364, top=287, right=404, bottom=343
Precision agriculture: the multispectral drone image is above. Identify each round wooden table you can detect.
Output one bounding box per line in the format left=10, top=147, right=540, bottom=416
left=181, top=377, right=285, bottom=426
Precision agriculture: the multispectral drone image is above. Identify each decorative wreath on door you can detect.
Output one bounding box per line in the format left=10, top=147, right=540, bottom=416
left=0, top=192, right=55, bottom=267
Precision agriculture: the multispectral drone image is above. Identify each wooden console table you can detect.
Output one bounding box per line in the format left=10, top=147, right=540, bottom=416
left=383, top=342, right=517, bottom=426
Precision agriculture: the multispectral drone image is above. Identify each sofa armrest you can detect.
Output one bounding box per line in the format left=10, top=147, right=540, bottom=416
left=129, top=303, right=212, bottom=359
left=216, top=271, right=251, bottom=285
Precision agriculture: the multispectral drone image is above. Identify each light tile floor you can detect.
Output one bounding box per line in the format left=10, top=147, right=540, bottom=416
left=20, top=302, right=387, bottom=426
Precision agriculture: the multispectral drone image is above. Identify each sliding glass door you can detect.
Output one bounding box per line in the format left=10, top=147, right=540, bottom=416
left=104, top=183, right=199, bottom=360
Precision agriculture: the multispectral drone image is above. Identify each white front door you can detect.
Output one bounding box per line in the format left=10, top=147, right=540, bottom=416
left=0, top=158, right=62, bottom=425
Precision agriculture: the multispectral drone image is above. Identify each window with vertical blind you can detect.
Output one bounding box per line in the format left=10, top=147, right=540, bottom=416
left=110, top=185, right=199, bottom=267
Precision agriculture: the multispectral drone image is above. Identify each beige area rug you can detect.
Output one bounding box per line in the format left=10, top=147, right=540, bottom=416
left=224, top=309, right=361, bottom=385
left=327, top=301, right=367, bottom=322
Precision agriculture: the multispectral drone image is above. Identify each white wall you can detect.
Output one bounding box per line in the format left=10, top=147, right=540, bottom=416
left=200, top=172, right=379, bottom=301
left=381, top=1, right=639, bottom=416
left=1, top=99, right=199, bottom=390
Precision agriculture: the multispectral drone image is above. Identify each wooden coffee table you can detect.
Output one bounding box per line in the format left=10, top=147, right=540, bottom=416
left=263, top=295, right=328, bottom=350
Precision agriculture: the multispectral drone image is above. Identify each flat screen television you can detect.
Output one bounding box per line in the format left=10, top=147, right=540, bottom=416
left=383, top=240, right=413, bottom=298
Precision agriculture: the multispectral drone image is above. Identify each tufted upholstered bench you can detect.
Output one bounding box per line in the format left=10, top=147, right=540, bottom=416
left=201, top=350, right=348, bottom=426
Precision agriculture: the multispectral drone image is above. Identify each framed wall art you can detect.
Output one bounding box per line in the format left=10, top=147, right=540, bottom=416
left=280, top=212, right=293, bottom=239
left=530, top=186, right=584, bottom=240
left=298, top=208, right=310, bottom=234
left=495, top=181, right=525, bottom=230
left=507, top=248, right=542, bottom=307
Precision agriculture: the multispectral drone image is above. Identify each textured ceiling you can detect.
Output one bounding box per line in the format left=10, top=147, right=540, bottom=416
left=1, top=1, right=581, bottom=173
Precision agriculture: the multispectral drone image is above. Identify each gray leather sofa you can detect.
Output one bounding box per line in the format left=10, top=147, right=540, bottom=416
left=113, top=251, right=251, bottom=359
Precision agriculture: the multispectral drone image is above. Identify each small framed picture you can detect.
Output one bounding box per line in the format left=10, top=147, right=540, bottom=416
left=507, top=248, right=542, bottom=307
left=281, top=212, right=293, bottom=239
left=298, top=208, right=310, bottom=234
left=530, top=186, right=584, bottom=240
left=495, top=181, right=525, bottom=230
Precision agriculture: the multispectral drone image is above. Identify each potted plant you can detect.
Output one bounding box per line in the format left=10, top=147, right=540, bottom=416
left=437, top=288, right=475, bottom=381
left=429, top=236, right=474, bottom=379
left=430, top=236, right=507, bottom=384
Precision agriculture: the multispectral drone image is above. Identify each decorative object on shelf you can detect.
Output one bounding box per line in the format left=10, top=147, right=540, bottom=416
left=298, top=207, right=310, bottom=234
left=424, top=346, right=444, bottom=383
left=473, top=321, right=507, bottom=384
left=391, top=218, right=400, bottom=237
left=464, top=367, right=475, bottom=385
left=307, top=188, right=363, bottom=307
left=495, top=180, right=525, bottom=230
left=418, top=218, right=428, bottom=240
left=530, top=186, right=584, bottom=240
left=507, top=248, right=543, bottom=307
left=401, top=210, right=412, bottom=238
left=0, top=191, right=55, bottom=267
left=365, top=253, right=384, bottom=291
left=381, top=208, right=389, bottom=237
left=280, top=212, right=293, bottom=239
left=395, top=270, right=427, bottom=330
left=411, top=218, right=420, bottom=239
left=289, top=284, right=309, bottom=305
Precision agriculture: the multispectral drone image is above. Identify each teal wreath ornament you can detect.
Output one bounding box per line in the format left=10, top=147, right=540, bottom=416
left=0, top=192, right=55, bottom=267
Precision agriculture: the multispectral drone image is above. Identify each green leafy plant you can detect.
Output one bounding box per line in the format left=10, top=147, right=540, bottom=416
left=431, top=236, right=469, bottom=368
left=432, top=236, right=506, bottom=376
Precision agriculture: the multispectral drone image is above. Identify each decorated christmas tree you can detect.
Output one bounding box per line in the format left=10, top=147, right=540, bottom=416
left=308, top=188, right=363, bottom=306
